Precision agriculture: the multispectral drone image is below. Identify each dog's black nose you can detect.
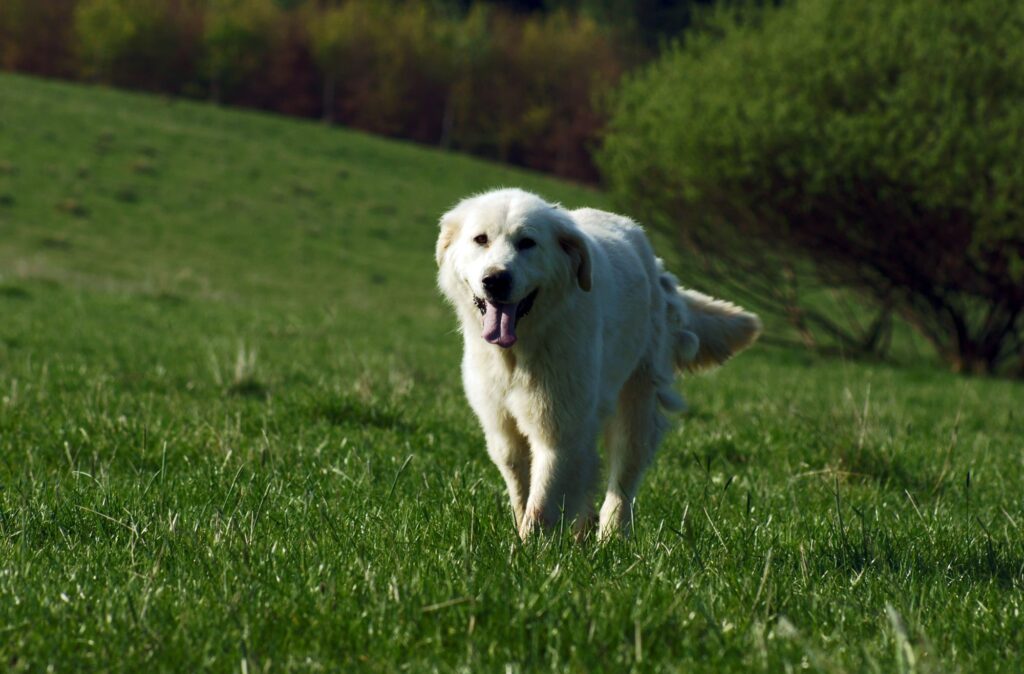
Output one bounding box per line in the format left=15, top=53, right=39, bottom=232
left=482, top=271, right=513, bottom=301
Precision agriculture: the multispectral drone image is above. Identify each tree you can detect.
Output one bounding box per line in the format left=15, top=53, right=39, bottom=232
left=601, top=0, right=1024, bottom=375
left=0, top=0, right=78, bottom=77
left=74, top=0, right=201, bottom=93
left=308, top=1, right=453, bottom=139
left=306, top=1, right=370, bottom=123
left=202, top=0, right=281, bottom=104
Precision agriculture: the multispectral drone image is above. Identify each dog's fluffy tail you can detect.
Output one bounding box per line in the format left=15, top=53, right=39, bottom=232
left=658, top=264, right=762, bottom=374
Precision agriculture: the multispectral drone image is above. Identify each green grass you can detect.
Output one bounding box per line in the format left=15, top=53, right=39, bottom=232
left=0, top=72, right=1022, bottom=672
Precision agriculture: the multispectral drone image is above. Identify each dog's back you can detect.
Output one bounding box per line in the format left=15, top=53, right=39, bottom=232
left=569, top=206, right=761, bottom=412
left=569, top=208, right=669, bottom=409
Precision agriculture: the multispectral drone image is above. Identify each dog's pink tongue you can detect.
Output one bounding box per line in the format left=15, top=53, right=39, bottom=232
left=482, top=301, right=517, bottom=348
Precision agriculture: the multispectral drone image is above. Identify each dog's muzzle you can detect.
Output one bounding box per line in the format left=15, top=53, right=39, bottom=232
left=482, top=271, right=513, bottom=303
left=475, top=288, right=538, bottom=349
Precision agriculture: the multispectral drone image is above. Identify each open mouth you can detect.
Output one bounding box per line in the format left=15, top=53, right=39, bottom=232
left=474, top=289, right=538, bottom=348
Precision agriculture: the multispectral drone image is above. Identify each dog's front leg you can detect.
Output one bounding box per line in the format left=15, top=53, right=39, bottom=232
left=480, top=413, right=531, bottom=530
left=518, top=421, right=599, bottom=540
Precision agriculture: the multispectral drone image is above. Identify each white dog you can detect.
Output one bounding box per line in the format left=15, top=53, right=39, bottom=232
left=436, top=188, right=760, bottom=540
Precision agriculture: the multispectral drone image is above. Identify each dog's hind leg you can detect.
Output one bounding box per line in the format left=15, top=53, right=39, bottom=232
left=598, top=370, right=667, bottom=539
left=483, top=413, right=532, bottom=531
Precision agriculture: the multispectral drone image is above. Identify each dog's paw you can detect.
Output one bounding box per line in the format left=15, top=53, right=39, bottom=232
left=573, top=510, right=598, bottom=543
left=597, top=495, right=632, bottom=540
left=517, top=507, right=545, bottom=540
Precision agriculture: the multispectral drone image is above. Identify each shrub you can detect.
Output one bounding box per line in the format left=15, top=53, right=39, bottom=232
left=601, top=0, right=1024, bottom=375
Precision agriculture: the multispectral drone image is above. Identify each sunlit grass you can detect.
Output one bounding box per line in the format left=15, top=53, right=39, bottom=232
left=0, top=73, right=1021, bottom=672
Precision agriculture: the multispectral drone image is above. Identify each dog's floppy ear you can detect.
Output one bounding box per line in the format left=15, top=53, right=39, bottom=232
left=677, top=288, right=761, bottom=371
left=555, top=216, right=592, bottom=291
left=435, top=210, right=462, bottom=267
left=559, top=231, right=591, bottom=291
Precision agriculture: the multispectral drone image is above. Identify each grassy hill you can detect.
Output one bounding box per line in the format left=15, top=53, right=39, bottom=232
left=0, top=73, right=1021, bottom=672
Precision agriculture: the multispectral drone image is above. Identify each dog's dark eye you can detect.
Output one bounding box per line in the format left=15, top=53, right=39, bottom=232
left=516, top=237, right=536, bottom=251
left=474, top=234, right=488, bottom=246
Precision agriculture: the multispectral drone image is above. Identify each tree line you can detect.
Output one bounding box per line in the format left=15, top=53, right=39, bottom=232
left=1, top=0, right=685, bottom=181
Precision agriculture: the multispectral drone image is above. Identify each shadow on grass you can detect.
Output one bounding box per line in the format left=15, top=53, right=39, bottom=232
left=836, top=442, right=938, bottom=494
left=39, top=234, right=74, bottom=249
left=796, top=413, right=942, bottom=494
left=0, top=285, right=31, bottom=300
left=228, top=377, right=269, bottom=399
left=821, top=536, right=1024, bottom=589
left=144, top=291, right=187, bottom=307
left=307, top=393, right=414, bottom=433
left=811, top=505, right=1024, bottom=589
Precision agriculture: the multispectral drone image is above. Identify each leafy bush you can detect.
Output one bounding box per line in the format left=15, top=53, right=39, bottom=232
left=602, top=0, right=1024, bottom=374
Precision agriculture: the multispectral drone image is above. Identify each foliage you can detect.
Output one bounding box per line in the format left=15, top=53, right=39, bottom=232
left=570, top=0, right=717, bottom=51
left=1, top=73, right=1023, bottom=671
left=503, top=10, right=623, bottom=178
left=202, top=0, right=282, bottom=103
left=602, top=0, right=1024, bottom=375
left=308, top=1, right=453, bottom=138
left=0, top=0, right=78, bottom=77
left=74, top=0, right=202, bottom=92
left=305, top=2, right=622, bottom=180
left=307, top=0, right=376, bottom=122
left=2, top=0, right=633, bottom=180
left=435, top=0, right=716, bottom=50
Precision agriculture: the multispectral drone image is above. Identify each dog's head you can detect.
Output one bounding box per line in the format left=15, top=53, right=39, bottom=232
left=436, top=189, right=591, bottom=348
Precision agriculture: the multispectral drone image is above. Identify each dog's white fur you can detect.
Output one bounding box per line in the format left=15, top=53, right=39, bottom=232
left=436, top=189, right=760, bottom=539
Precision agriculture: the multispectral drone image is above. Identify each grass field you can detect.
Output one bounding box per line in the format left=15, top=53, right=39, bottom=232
left=1, top=73, right=1022, bottom=672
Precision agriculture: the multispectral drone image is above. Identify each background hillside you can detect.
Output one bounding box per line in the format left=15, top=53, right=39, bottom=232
left=5, top=0, right=1020, bottom=373
left=1, top=74, right=1022, bottom=672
